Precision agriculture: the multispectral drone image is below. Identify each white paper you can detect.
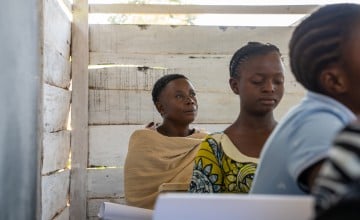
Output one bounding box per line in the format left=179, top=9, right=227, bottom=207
left=154, top=193, right=314, bottom=220
left=98, top=202, right=153, bottom=220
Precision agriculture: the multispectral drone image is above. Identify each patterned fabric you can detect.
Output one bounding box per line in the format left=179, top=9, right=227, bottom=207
left=313, top=123, right=360, bottom=218
left=189, top=132, right=258, bottom=193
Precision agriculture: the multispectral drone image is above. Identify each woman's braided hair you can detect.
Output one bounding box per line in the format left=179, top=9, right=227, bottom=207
left=289, top=3, right=360, bottom=93
left=229, top=42, right=281, bottom=78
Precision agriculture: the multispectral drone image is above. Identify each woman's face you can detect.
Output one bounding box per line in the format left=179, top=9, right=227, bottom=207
left=341, top=21, right=360, bottom=114
left=231, top=51, right=285, bottom=115
left=156, top=78, right=198, bottom=125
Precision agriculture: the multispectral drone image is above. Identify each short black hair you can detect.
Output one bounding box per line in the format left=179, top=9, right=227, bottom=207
left=229, top=41, right=281, bottom=78
left=289, top=3, right=360, bottom=93
left=152, top=73, right=188, bottom=104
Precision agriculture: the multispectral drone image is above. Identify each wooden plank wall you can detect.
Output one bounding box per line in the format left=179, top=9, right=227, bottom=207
left=87, top=24, right=306, bottom=219
left=70, top=0, right=89, bottom=219
left=42, top=0, right=71, bottom=219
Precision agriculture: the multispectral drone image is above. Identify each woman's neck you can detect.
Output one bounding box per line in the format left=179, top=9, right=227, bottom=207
left=234, top=112, right=277, bottom=131
left=156, top=123, right=193, bottom=137
left=224, top=112, right=277, bottom=157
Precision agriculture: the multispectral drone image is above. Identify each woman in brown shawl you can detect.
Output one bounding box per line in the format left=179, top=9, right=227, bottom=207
left=124, top=74, right=207, bottom=209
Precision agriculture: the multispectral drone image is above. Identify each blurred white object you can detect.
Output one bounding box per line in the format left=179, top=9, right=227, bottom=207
left=98, top=202, right=152, bottom=220
left=154, top=193, right=314, bottom=220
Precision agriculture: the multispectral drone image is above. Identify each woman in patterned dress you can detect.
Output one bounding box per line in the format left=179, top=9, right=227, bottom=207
left=189, top=42, right=284, bottom=193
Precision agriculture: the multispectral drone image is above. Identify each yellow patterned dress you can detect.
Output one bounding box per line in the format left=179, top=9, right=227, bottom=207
left=189, top=132, right=258, bottom=193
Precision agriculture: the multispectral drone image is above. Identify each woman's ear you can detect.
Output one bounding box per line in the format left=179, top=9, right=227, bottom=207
left=319, top=65, right=348, bottom=95
left=229, top=77, right=240, bottom=94
left=155, top=101, right=165, bottom=116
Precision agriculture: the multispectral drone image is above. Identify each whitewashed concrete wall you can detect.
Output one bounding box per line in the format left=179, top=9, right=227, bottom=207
left=87, top=24, right=306, bottom=219
left=42, top=0, right=71, bottom=219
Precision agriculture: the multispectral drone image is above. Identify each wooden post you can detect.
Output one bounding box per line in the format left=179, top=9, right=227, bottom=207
left=70, top=0, right=89, bottom=219
left=0, top=0, right=42, bottom=219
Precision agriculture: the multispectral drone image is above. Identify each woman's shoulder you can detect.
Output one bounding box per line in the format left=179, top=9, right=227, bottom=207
left=189, top=128, right=209, bottom=138
left=198, top=131, right=225, bottom=147
left=129, top=127, right=159, bottom=141
left=206, top=131, right=225, bottom=141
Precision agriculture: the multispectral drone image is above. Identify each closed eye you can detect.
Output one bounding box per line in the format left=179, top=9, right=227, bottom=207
left=273, top=77, right=284, bottom=85
left=251, top=80, right=264, bottom=85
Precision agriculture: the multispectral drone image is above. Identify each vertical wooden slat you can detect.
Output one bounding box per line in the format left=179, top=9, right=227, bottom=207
left=70, top=0, right=88, bottom=219
left=0, top=0, right=42, bottom=219
left=38, top=0, right=44, bottom=218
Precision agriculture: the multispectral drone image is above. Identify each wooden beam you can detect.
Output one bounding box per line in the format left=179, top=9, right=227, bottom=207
left=89, top=4, right=318, bottom=14
left=70, top=0, right=89, bottom=219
